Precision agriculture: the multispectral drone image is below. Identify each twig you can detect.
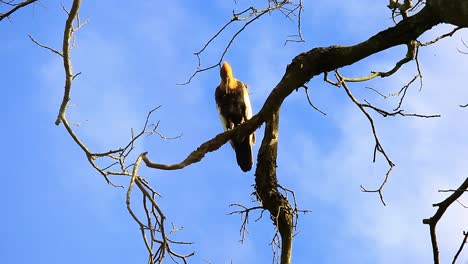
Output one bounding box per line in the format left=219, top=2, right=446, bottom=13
left=302, top=85, right=326, bottom=115
left=228, top=204, right=265, bottom=243
left=28, top=35, right=63, bottom=56
left=452, top=231, right=468, bottom=264
left=0, top=0, right=37, bottom=21
left=420, top=26, right=462, bottom=46
left=340, top=40, right=417, bottom=82
left=181, top=0, right=304, bottom=84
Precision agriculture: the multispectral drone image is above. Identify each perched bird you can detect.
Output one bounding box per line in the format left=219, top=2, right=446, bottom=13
left=215, top=61, right=255, bottom=172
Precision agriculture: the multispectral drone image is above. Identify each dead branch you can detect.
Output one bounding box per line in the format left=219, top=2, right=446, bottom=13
left=55, top=0, right=80, bottom=126
left=39, top=1, right=465, bottom=263
left=181, top=0, right=304, bottom=85
left=423, top=176, right=468, bottom=264
left=254, top=110, right=294, bottom=264
left=335, top=71, right=395, bottom=206
left=302, top=85, right=326, bottom=115
left=228, top=204, right=265, bottom=243
left=361, top=100, right=440, bottom=118
left=458, top=38, right=468, bottom=55
left=0, top=0, right=37, bottom=21
left=146, top=5, right=444, bottom=177
left=455, top=199, right=468, bottom=209
left=127, top=154, right=194, bottom=263
left=420, top=26, right=462, bottom=46
left=340, top=40, right=418, bottom=82
left=142, top=111, right=264, bottom=170
left=452, top=231, right=468, bottom=264
left=32, top=1, right=194, bottom=262
left=28, top=34, right=63, bottom=56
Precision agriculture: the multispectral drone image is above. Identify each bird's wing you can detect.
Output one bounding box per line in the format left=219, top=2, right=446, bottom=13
left=241, top=82, right=255, bottom=145
left=215, top=85, right=235, bottom=148
left=215, top=85, right=229, bottom=131
left=242, top=83, right=253, bottom=120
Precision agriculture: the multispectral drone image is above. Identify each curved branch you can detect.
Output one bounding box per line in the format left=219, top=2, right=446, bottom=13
left=144, top=5, right=443, bottom=173
left=0, top=0, right=37, bottom=21
left=142, top=112, right=265, bottom=170
left=182, top=0, right=304, bottom=84
left=254, top=111, right=294, bottom=264
left=55, top=0, right=81, bottom=126
left=341, top=40, right=418, bottom=82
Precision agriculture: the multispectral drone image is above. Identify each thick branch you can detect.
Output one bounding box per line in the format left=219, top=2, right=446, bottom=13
left=427, top=0, right=468, bottom=27
left=255, top=111, right=293, bottom=264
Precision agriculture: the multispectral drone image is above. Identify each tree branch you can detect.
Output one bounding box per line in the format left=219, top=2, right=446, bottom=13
left=452, top=231, right=468, bottom=264
left=254, top=111, right=294, bottom=264
left=0, top=0, right=37, bottom=21
left=422, top=176, right=468, bottom=264
left=55, top=0, right=81, bottom=126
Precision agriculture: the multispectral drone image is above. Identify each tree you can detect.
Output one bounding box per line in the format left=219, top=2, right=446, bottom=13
left=2, top=0, right=468, bottom=263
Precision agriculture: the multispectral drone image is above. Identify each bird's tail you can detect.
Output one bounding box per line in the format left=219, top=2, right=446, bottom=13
left=233, top=137, right=253, bottom=172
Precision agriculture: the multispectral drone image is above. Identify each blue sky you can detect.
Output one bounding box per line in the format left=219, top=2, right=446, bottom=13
left=2, top=1, right=468, bottom=263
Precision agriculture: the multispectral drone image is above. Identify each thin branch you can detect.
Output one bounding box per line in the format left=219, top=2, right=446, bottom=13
left=0, top=0, right=37, bottom=21
left=423, top=176, right=468, bottom=264
left=28, top=35, right=63, bottom=56
left=335, top=71, right=395, bottom=206
left=420, top=26, right=462, bottom=46
left=455, top=199, right=468, bottom=209
left=361, top=100, right=440, bottom=118
left=181, top=0, right=304, bottom=84
left=302, top=85, right=326, bottom=115
left=438, top=189, right=468, bottom=193
left=180, top=10, right=269, bottom=85
left=340, top=40, right=417, bottom=82
left=126, top=154, right=147, bottom=229
left=365, top=86, right=389, bottom=99
left=228, top=204, right=265, bottom=243
left=452, top=231, right=468, bottom=264
left=142, top=111, right=264, bottom=170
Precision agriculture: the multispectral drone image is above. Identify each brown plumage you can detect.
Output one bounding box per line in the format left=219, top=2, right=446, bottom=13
left=215, top=61, right=255, bottom=172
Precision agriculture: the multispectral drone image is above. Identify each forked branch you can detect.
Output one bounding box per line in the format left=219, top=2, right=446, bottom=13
left=181, top=0, right=304, bottom=84
left=423, top=176, right=468, bottom=264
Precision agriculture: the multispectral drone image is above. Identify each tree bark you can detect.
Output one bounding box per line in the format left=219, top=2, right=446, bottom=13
left=428, top=0, right=468, bottom=27
left=255, top=110, right=294, bottom=264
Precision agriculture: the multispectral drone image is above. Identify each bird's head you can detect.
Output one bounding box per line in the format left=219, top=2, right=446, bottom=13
left=220, top=61, right=236, bottom=92
left=220, top=61, right=233, bottom=80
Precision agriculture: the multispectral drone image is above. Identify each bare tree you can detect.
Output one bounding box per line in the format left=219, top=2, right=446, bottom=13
left=4, top=0, right=468, bottom=263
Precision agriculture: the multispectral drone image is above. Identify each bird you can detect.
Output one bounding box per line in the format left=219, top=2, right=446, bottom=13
left=215, top=61, right=255, bottom=172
